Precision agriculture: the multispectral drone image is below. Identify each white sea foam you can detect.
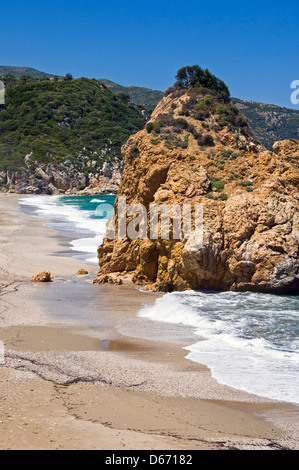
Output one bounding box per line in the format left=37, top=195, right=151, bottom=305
left=139, top=291, right=299, bottom=404
left=19, top=195, right=111, bottom=265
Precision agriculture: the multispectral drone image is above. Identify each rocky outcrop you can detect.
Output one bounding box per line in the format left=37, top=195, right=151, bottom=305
left=96, top=84, right=299, bottom=294
left=1, top=154, right=121, bottom=195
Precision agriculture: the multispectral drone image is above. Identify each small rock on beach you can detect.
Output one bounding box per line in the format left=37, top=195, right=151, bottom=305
left=30, top=271, right=52, bottom=283
left=76, top=269, right=89, bottom=275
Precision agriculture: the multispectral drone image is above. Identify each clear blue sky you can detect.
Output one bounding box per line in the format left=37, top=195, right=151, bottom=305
left=1, top=0, right=298, bottom=108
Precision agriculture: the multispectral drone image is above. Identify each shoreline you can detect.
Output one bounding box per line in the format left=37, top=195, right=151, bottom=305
left=0, top=193, right=298, bottom=450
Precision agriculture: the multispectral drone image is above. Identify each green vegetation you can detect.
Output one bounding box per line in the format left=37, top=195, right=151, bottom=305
left=146, top=120, right=163, bottom=133
left=166, top=66, right=230, bottom=102
left=98, top=78, right=164, bottom=111
left=205, top=192, right=216, bottom=200
left=0, top=76, right=145, bottom=172
left=146, top=67, right=257, bottom=152
left=129, top=145, right=140, bottom=159
left=145, top=113, right=196, bottom=150
left=205, top=191, right=228, bottom=201
left=146, top=114, right=195, bottom=135
left=82, top=74, right=299, bottom=149
left=239, top=180, right=253, bottom=187
left=220, top=149, right=242, bottom=160
left=232, top=98, right=299, bottom=149
left=208, top=175, right=225, bottom=192
left=220, top=149, right=233, bottom=158
left=164, top=133, right=189, bottom=150
left=2, top=64, right=298, bottom=186
left=197, top=133, right=215, bottom=147
left=0, top=66, right=59, bottom=79
left=99, top=75, right=299, bottom=150
left=164, top=70, right=255, bottom=139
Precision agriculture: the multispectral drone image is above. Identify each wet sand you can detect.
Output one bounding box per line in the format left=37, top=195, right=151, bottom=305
left=0, top=193, right=298, bottom=450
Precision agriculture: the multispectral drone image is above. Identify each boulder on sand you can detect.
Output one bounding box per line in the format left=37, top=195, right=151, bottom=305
left=76, top=269, right=89, bottom=275
left=31, top=271, right=52, bottom=283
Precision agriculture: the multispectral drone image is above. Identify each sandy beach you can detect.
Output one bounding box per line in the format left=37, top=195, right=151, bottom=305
left=0, top=193, right=298, bottom=450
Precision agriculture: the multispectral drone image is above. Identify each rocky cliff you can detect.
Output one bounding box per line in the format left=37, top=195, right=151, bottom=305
left=95, top=68, right=299, bottom=294
left=0, top=154, right=122, bottom=195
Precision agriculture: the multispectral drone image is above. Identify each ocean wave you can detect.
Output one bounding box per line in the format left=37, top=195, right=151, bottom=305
left=139, top=291, right=299, bottom=404
left=19, top=195, right=112, bottom=265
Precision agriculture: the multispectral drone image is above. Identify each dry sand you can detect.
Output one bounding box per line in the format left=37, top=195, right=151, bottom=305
left=0, top=193, right=298, bottom=450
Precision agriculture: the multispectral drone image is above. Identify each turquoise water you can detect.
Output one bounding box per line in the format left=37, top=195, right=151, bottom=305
left=19, top=194, right=299, bottom=405
left=58, top=194, right=116, bottom=217
left=20, top=194, right=116, bottom=264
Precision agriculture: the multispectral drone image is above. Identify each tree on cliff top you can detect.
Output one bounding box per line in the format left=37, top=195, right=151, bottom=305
left=167, top=65, right=230, bottom=102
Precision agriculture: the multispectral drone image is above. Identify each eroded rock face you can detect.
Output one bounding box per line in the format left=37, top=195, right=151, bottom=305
left=96, top=89, right=299, bottom=294
left=1, top=157, right=122, bottom=195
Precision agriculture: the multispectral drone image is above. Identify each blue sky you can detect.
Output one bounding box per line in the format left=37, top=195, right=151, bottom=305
left=1, top=0, right=298, bottom=108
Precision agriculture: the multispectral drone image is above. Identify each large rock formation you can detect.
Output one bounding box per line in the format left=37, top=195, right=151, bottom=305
left=95, top=69, right=299, bottom=294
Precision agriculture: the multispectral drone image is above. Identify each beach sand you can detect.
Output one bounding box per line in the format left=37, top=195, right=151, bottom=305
left=0, top=193, right=298, bottom=450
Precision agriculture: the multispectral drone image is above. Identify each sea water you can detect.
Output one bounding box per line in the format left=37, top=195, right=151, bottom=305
left=19, top=194, right=115, bottom=264
left=139, top=291, right=299, bottom=404
left=19, top=194, right=299, bottom=405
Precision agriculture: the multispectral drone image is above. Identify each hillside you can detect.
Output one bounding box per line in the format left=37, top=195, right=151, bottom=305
left=3, top=68, right=298, bottom=150
left=0, top=76, right=145, bottom=193
left=95, top=66, right=299, bottom=295
left=0, top=66, right=57, bottom=79
left=98, top=78, right=164, bottom=111
left=1, top=67, right=298, bottom=195
left=233, top=98, right=299, bottom=150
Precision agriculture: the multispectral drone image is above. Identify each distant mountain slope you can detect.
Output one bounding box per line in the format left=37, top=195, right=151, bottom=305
left=232, top=98, right=299, bottom=150
left=0, top=76, right=145, bottom=194
left=0, top=66, right=57, bottom=79
left=99, top=78, right=164, bottom=111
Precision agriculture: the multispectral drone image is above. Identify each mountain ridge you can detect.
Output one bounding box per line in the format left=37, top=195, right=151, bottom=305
left=0, top=66, right=58, bottom=79
left=98, top=78, right=164, bottom=111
